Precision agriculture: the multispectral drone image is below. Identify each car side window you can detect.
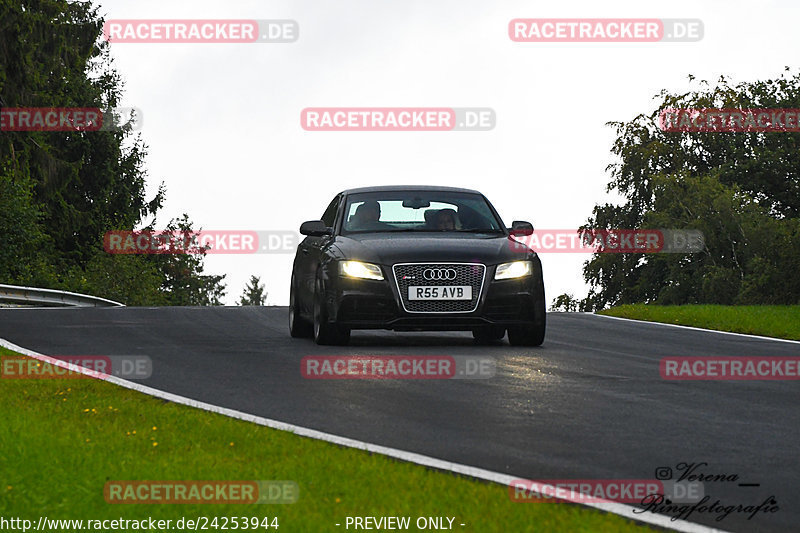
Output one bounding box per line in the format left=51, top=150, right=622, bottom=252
left=320, top=196, right=340, bottom=228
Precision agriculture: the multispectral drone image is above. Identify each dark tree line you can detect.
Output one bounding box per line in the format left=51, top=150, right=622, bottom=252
left=581, top=70, right=800, bottom=310
left=0, top=0, right=225, bottom=305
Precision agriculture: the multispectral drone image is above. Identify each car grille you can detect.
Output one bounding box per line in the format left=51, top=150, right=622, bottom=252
left=392, top=263, right=486, bottom=313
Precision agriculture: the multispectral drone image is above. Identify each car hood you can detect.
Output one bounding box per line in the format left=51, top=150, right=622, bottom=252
left=332, top=232, right=530, bottom=265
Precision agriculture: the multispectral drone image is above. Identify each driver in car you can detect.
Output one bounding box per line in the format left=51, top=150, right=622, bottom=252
left=350, top=201, right=388, bottom=230
left=434, top=208, right=459, bottom=230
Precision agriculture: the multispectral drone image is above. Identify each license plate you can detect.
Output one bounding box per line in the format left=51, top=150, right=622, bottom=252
left=408, top=286, right=472, bottom=300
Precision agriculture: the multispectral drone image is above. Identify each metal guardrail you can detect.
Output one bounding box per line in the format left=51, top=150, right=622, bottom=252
left=0, top=284, right=125, bottom=308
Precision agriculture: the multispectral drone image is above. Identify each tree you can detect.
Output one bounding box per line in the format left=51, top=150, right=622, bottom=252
left=551, top=293, right=578, bottom=312
left=152, top=215, right=227, bottom=306
left=239, top=275, right=267, bottom=306
left=582, top=70, right=800, bottom=310
left=61, top=251, right=167, bottom=306
left=0, top=165, right=56, bottom=287
left=0, top=1, right=228, bottom=306
left=0, top=0, right=164, bottom=269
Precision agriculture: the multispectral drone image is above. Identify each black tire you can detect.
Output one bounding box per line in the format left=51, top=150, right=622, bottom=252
left=289, top=275, right=313, bottom=338
left=313, top=278, right=350, bottom=345
left=472, top=326, right=505, bottom=344
left=508, top=296, right=546, bottom=347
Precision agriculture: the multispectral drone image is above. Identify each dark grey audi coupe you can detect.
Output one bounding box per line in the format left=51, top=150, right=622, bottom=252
left=289, top=186, right=545, bottom=346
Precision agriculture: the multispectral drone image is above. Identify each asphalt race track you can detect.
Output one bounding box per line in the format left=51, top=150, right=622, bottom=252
left=2, top=307, right=799, bottom=532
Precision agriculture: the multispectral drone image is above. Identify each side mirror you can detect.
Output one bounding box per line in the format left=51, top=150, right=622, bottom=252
left=509, top=221, right=533, bottom=236
left=300, top=220, right=332, bottom=236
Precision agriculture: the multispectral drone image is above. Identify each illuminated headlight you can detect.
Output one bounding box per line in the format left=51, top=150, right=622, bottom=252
left=339, top=261, right=384, bottom=280
left=494, top=261, right=532, bottom=280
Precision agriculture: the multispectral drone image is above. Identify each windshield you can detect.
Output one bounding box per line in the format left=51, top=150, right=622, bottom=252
left=341, top=191, right=505, bottom=233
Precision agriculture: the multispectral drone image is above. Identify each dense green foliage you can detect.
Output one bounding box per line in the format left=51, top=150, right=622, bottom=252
left=582, top=71, right=800, bottom=310
left=239, top=275, right=267, bottom=306
left=550, top=293, right=578, bottom=312
left=0, top=0, right=225, bottom=305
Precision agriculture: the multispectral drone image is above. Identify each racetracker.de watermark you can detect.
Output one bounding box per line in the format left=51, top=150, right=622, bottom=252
left=103, top=229, right=704, bottom=254
left=658, top=108, right=800, bottom=132
left=1, top=355, right=152, bottom=380
left=509, top=18, right=703, bottom=42
left=510, top=479, right=664, bottom=503
left=103, top=230, right=298, bottom=254
left=660, top=357, right=800, bottom=380
left=301, top=356, right=495, bottom=379
left=509, top=229, right=705, bottom=253
left=103, top=20, right=298, bottom=43
left=104, top=481, right=298, bottom=504
left=0, top=107, right=142, bottom=131
left=300, top=108, right=495, bottom=131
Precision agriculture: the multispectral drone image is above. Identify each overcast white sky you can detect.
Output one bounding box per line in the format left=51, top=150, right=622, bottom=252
left=95, top=0, right=799, bottom=305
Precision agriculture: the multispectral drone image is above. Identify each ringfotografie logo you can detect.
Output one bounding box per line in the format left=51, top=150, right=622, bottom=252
left=638, top=462, right=778, bottom=523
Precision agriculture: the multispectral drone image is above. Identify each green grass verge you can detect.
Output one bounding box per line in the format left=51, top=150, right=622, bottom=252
left=599, top=304, right=800, bottom=341
left=0, top=347, right=655, bottom=532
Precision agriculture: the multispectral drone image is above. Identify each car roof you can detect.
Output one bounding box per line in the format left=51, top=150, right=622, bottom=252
left=340, top=185, right=483, bottom=195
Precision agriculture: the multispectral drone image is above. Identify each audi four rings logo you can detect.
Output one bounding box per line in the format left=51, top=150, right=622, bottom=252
left=423, top=268, right=458, bottom=280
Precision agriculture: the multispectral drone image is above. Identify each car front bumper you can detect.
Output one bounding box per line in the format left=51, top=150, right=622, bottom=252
left=326, top=267, right=541, bottom=331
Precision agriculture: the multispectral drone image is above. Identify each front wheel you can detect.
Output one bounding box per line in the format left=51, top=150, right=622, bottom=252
left=507, top=321, right=545, bottom=346
left=313, top=278, right=350, bottom=345
left=508, top=297, right=546, bottom=347
left=289, top=277, right=313, bottom=338
left=472, top=326, right=505, bottom=344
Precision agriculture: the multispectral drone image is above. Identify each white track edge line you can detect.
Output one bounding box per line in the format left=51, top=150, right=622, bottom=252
left=588, top=313, right=800, bottom=345
left=0, top=338, right=726, bottom=533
